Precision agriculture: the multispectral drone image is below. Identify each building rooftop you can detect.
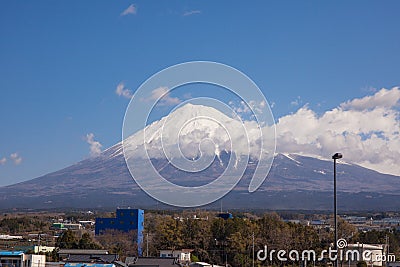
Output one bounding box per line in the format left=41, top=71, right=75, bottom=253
left=126, top=257, right=180, bottom=267
left=347, top=243, right=384, bottom=250
left=58, top=250, right=109, bottom=255
left=64, top=254, right=119, bottom=264
left=190, top=262, right=211, bottom=266
left=0, top=251, right=25, bottom=256
left=64, top=264, right=115, bottom=267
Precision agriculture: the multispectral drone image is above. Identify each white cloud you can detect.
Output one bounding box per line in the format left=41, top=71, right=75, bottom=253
left=290, top=96, right=302, bottom=107
left=124, top=103, right=267, bottom=161
left=124, top=87, right=400, bottom=176
left=270, top=102, right=275, bottom=109
left=0, top=157, right=6, bottom=165
left=85, top=133, right=103, bottom=157
left=144, top=86, right=181, bottom=106
left=230, top=100, right=266, bottom=115
left=183, top=10, right=201, bottom=16
left=361, top=86, right=377, bottom=93
left=230, top=100, right=250, bottom=114
left=341, top=87, right=400, bottom=110
left=10, top=153, right=22, bottom=165
left=121, top=4, right=137, bottom=16
left=276, top=87, right=400, bottom=175
left=116, top=82, right=133, bottom=99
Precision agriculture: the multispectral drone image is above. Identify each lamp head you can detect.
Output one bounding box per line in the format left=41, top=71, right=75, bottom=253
left=332, top=153, right=343, bottom=160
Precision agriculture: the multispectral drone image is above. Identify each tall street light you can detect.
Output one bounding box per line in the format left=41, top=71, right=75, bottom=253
left=332, top=153, right=342, bottom=267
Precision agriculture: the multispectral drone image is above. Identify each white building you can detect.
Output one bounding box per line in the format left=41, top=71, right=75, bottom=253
left=0, top=235, right=23, bottom=240
left=346, top=243, right=387, bottom=267
left=33, top=246, right=56, bottom=254
left=63, top=223, right=82, bottom=230
left=159, top=249, right=193, bottom=262
left=0, top=251, right=46, bottom=267
left=189, top=262, right=224, bottom=267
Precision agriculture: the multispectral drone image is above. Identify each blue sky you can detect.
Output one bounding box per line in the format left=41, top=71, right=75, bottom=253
left=1, top=1, right=399, bottom=186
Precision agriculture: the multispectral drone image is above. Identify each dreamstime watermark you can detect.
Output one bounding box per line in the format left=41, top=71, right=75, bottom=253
left=122, top=61, right=276, bottom=207
left=257, top=239, right=396, bottom=263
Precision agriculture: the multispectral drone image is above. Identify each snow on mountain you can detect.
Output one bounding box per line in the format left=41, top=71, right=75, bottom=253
left=118, top=103, right=273, bottom=162
left=106, top=103, right=387, bottom=175
left=282, top=153, right=302, bottom=165
left=1, top=150, right=400, bottom=210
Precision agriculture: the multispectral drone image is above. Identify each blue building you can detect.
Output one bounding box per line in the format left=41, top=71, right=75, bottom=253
left=95, top=208, right=144, bottom=256
left=217, top=212, right=233, bottom=220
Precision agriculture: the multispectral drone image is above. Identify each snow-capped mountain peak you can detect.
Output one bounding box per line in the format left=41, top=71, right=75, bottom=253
left=121, top=103, right=272, bottom=161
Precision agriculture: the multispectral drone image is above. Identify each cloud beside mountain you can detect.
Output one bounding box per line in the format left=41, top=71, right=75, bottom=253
left=119, top=87, right=399, bottom=176
left=85, top=133, right=103, bottom=157
left=275, top=87, right=400, bottom=175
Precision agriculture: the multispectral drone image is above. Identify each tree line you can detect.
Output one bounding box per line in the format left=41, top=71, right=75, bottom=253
left=143, top=212, right=400, bottom=266
left=2, top=211, right=400, bottom=266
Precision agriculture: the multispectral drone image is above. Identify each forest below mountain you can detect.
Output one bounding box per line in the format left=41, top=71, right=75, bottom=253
left=1, top=211, right=400, bottom=266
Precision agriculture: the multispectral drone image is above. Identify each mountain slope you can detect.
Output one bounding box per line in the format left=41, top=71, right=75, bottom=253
left=1, top=149, right=399, bottom=210
left=1, top=104, right=399, bottom=210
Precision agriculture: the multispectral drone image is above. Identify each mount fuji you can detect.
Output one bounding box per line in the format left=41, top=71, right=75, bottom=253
left=1, top=104, right=400, bottom=211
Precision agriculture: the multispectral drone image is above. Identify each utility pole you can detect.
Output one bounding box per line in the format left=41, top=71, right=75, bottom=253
left=252, top=232, right=255, bottom=267
left=146, top=233, right=149, bottom=257
left=385, top=235, right=389, bottom=267
left=332, top=153, right=342, bottom=267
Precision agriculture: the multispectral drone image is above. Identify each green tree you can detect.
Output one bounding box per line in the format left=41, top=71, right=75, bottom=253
left=96, top=229, right=138, bottom=258
left=56, top=230, right=78, bottom=249
left=47, top=248, right=60, bottom=262
left=153, top=216, right=184, bottom=250
left=191, top=254, right=200, bottom=262
left=338, top=218, right=357, bottom=240
left=78, top=233, right=102, bottom=249
left=226, top=219, right=258, bottom=267
left=182, top=218, right=211, bottom=251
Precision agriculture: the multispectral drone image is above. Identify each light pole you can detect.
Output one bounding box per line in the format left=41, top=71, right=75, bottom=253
left=252, top=232, right=255, bottom=267
left=332, top=153, right=342, bottom=267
